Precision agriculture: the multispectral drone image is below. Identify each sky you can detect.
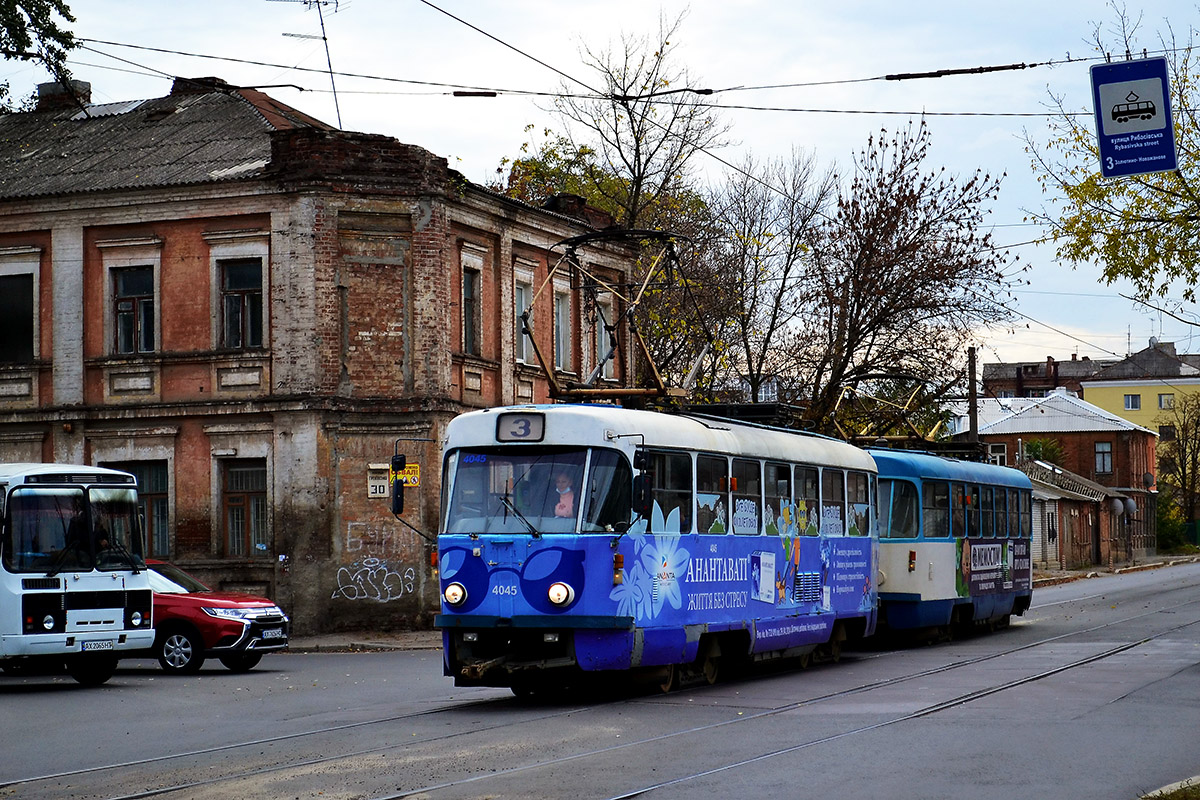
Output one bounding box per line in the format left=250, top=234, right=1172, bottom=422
left=3, top=0, right=1194, bottom=368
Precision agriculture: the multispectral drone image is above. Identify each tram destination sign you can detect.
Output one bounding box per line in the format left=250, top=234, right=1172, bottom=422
left=1090, top=56, right=1177, bottom=179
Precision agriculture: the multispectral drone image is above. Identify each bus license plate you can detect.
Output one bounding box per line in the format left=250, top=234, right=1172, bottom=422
left=82, top=640, right=115, bottom=651
left=261, top=628, right=284, bottom=640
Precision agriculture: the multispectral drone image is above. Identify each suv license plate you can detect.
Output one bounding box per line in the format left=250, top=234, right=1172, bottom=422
left=261, top=628, right=284, bottom=640
left=82, top=640, right=115, bottom=651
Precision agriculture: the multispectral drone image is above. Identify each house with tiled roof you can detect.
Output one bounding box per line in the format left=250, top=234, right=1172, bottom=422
left=0, top=77, right=637, bottom=633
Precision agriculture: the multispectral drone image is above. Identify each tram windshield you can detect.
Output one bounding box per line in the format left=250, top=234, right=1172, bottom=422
left=443, top=447, right=632, bottom=535
left=2, top=486, right=146, bottom=574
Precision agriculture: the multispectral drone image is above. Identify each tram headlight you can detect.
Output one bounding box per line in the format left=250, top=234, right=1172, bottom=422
left=42, top=614, right=55, bottom=631
left=443, top=582, right=468, bottom=607
left=547, top=581, right=575, bottom=607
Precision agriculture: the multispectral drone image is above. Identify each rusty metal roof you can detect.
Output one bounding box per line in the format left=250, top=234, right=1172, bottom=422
left=0, top=81, right=332, bottom=201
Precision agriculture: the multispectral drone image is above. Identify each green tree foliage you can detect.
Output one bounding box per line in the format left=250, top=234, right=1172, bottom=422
left=1026, top=6, right=1200, bottom=301
left=1, top=0, right=75, bottom=112
left=1023, top=437, right=1066, bottom=465
left=1156, top=391, right=1200, bottom=528
left=1154, top=485, right=1189, bottom=552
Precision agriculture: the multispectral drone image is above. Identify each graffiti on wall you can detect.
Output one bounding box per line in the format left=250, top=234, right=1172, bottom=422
left=332, top=522, right=417, bottom=602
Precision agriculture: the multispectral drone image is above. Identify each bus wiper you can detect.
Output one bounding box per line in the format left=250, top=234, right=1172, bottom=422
left=104, top=539, right=143, bottom=573
left=498, top=492, right=540, bottom=538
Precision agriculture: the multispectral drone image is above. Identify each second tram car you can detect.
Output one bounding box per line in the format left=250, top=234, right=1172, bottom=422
left=433, top=405, right=879, bottom=693
left=870, top=449, right=1033, bottom=634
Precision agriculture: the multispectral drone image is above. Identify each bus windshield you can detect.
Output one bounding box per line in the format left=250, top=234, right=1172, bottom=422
left=2, top=486, right=146, bottom=574
left=443, top=447, right=632, bottom=535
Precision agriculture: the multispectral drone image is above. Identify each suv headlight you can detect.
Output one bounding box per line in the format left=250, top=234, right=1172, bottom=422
left=203, top=607, right=258, bottom=621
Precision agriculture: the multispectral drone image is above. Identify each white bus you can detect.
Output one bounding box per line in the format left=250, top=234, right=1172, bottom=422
left=0, top=463, right=155, bottom=684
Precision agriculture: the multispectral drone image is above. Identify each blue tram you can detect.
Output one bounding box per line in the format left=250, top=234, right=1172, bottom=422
left=434, top=404, right=879, bottom=692
left=869, top=449, right=1033, bottom=633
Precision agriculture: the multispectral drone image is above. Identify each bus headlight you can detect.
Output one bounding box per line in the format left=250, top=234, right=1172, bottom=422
left=547, top=581, right=575, bottom=607
left=443, top=582, right=468, bottom=606
left=131, top=611, right=144, bottom=627
left=42, top=614, right=55, bottom=631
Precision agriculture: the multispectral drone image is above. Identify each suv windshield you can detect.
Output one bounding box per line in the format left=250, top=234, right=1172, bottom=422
left=2, top=486, right=146, bottom=574
left=443, top=447, right=632, bottom=535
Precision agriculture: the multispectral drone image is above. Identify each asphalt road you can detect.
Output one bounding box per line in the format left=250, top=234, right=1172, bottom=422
left=2, top=562, right=1198, bottom=800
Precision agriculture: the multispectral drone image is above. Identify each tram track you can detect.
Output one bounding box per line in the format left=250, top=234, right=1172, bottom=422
left=6, top=588, right=1199, bottom=800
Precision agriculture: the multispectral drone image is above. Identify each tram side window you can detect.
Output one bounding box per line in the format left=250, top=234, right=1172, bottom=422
left=795, top=466, right=819, bottom=536
left=731, top=458, right=761, bottom=535
left=981, top=486, right=995, bottom=537
left=847, top=471, right=870, bottom=536
left=1019, top=490, right=1032, bottom=538
left=994, top=489, right=1008, bottom=537
left=951, top=483, right=967, bottom=537
left=581, top=449, right=633, bottom=533
left=922, top=481, right=950, bottom=539
left=965, top=484, right=980, bottom=538
left=764, top=462, right=791, bottom=535
left=696, top=455, right=728, bottom=534
left=879, top=479, right=920, bottom=539
left=821, top=469, right=846, bottom=536
left=1007, top=489, right=1020, bottom=538
left=648, top=451, right=691, bottom=534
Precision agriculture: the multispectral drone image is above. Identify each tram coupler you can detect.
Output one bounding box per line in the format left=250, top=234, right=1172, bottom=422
left=461, top=656, right=507, bottom=680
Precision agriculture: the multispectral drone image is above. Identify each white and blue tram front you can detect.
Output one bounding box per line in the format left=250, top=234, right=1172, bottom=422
left=870, top=449, right=1034, bottom=632
left=436, top=405, right=879, bottom=690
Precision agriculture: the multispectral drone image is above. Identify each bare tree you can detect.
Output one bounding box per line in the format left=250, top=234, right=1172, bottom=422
left=793, top=120, right=1018, bottom=429
left=551, top=12, right=730, bottom=230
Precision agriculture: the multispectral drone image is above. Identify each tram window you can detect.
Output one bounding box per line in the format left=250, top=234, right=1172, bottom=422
left=731, top=459, right=761, bottom=534
left=1007, top=489, right=1020, bottom=538
left=965, top=484, right=980, bottom=538
left=764, top=462, right=790, bottom=535
left=648, top=451, right=691, bottom=534
left=581, top=449, right=633, bottom=533
left=696, top=455, right=728, bottom=534
left=981, top=486, right=994, bottom=537
left=847, top=471, right=870, bottom=536
left=1019, top=491, right=1032, bottom=538
left=922, top=481, right=950, bottom=539
left=821, top=469, right=846, bottom=536
left=795, top=466, right=819, bottom=536
left=994, top=489, right=1008, bottom=537
left=951, top=483, right=966, bottom=538
left=879, top=479, right=919, bottom=539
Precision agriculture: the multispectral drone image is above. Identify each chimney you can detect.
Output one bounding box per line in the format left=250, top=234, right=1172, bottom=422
left=171, top=76, right=231, bottom=96
left=36, top=79, right=91, bottom=111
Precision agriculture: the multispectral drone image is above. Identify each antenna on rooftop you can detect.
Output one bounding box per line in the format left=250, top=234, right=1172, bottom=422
left=270, top=0, right=344, bottom=128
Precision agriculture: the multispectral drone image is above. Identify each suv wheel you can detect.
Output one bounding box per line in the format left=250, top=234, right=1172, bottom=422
left=157, top=629, right=205, bottom=674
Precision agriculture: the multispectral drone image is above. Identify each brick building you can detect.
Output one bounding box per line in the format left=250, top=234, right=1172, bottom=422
left=0, top=78, right=636, bottom=633
left=981, top=354, right=1116, bottom=399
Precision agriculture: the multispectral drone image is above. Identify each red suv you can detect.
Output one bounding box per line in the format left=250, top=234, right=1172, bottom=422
left=141, top=560, right=290, bottom=673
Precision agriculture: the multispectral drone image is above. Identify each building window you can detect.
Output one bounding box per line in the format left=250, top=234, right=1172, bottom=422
left=221, top=259, right=263, bottom=349
left=1124, top=394, right=1141, bottom=411
left=1095, top=441, right=1113, bottom=475
left=462, top=267, right=481, bottom=356
left=987, top=443, right=1007, bottom=466
left=1159, top=393, right=1175, bottom=410
left=0, top=273, right=34, bottom=364
left=554, top=286, right=573, bottom=372
left=514, top=273, right=532, bottom=363
left=1160, top=424, right=1177, bottom=442
left=593, top=297, right=616, bottom=380
left=104, top=460, right=169, bottom=557
left=1026, top=389, right=1046, bottom=398
left=224, top=459, right=269, bottom=557
left=113, top=266, right=155, bottom=354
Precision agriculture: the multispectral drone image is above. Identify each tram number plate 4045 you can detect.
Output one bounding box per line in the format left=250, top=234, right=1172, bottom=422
left=82, top=640, right=115, bottom=651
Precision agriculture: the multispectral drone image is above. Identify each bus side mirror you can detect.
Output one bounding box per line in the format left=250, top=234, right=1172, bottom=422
left=632, top=475, right=651, bottom=519
left=390, top=454, right=406, bottom=515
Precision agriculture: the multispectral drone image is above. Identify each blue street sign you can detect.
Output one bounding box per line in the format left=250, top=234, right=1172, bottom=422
left=1090, top=56, right=1177, bottom=179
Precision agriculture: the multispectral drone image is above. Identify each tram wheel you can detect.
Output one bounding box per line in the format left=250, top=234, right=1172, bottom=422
left=658, top=664, right=678, bottom=693
left=700, top=654, right=720, bottom=686
left=797, top=651, right=813, bottom=670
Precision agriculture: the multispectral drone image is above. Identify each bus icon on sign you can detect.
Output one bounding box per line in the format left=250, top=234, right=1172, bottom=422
left=1112, top=95, right=1156, bottom=123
